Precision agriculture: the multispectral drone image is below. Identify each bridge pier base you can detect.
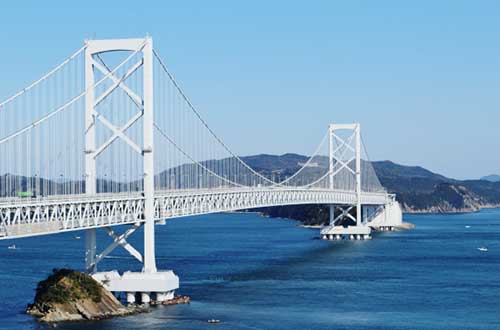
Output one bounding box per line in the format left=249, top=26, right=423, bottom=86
left=126, top=292, right=136, bottom=304
left=86, top=223, right=179, bottom=305
left=367, top=200, right=403, bottom=231
left=141, top=292, right=151, bottom=304
left=93, top=270, right=179, bottom=305
left=320, top=225, right=371, bottom=241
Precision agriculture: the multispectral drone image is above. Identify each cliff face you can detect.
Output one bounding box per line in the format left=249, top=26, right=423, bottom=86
left=26, top=269, right=134, bottom=322
left=399, top=183, right=492, bottom=213
left=371, top=161, right=500, bottom=213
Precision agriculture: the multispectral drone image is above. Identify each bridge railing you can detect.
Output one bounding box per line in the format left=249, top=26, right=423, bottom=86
left=0, top=187, right=389, bottom=239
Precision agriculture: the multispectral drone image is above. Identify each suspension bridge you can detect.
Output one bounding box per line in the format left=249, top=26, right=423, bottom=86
left=0, top=37, right=401, bottom=304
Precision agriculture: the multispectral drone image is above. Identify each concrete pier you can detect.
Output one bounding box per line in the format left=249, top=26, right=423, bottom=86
left=126, top=292, right=136, bottom=304
left=93, top=270, right=179, bottom=304
left=320, top=225, right=371, bottom=240
left=141, top=292, right=151, bottom=304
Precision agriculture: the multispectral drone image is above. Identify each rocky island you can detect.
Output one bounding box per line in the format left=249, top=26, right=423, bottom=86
left=26, top=269, right=142, bottom=322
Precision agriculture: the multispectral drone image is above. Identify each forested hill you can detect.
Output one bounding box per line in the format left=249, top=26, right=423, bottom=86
left=371, top=161, right=500, bottom=213
left=241, top=154, right=500, bottom=214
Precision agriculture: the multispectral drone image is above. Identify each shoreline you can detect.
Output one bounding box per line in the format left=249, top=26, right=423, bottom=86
left=300, top=224, right=324, bottom=229
left=403, top=204, right=500, bottom=215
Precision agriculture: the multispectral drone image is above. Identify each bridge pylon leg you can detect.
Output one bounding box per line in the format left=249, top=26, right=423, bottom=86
left=355, top=124, right=361, bottom=226
left=85, top=228, right=97, bottom=273
left=84, top=34, right=97, bottom=275
left=142, top=37, right=157, bottom=274
left=329, top=205, right=335, bottom=226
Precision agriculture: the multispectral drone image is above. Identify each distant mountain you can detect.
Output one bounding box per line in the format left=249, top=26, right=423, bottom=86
left=372, top=161, right=500, bottom=212
left=240, top=153, right=310, bottom=172
left=244, top=155, right=500, bottom=217
left=158, top=153, right=491, bottom=216
left=481, top=174, right=500, bottom=182
left=4, top=153, right=499, bottom=217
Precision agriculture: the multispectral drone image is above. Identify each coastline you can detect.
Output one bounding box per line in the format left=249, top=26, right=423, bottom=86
left=402, top=203, right=500, bottom=215
left=300, top=222, right=416, bottom=230
left=300, top=224, right=324, bottom=229
left=249, top=203, right=500, bottom=228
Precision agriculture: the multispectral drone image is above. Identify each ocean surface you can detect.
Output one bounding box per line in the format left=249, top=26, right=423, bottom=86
left=1, top=209, right=500, bottom=330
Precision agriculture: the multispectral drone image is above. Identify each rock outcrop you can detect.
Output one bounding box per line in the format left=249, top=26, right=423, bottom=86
left=152, top=295, right=190, bottom=306
left=400, top=184, right=499, bottom=214
left=26, top=269, right=138, bottom=322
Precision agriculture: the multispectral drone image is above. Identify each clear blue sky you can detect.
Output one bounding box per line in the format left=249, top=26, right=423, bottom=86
left=0, top=0, right=499, bottom=179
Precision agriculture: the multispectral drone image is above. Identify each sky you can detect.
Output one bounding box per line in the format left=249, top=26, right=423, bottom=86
left=0, top=0, right=499, bottom=180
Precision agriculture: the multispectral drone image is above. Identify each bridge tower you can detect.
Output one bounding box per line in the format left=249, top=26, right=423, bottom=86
left=83, top=37, right=178, bottom=304
left=324, top=123, right=371, bottom=240
left=328, top=124, right=361, bottom=225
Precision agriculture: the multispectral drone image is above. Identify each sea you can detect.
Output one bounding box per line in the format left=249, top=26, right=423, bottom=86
left=1, top=209, right=500, bottom=330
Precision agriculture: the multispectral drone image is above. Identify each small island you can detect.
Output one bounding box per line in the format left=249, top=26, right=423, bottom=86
left=26, top=269, right=142, bottom=322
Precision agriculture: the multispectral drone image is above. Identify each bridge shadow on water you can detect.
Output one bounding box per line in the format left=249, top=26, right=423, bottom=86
left=149, top=214, right=384, bottom=287
left=217, top=240, right=361, bottom=283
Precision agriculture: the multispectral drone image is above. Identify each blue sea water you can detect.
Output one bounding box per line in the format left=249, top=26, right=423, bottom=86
left=1, top=209, right=500, bottom=330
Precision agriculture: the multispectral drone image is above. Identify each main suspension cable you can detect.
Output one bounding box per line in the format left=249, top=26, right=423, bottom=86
left=0, top=41, right=146, bottom=145
left=0, top=46, right=86, bottom=109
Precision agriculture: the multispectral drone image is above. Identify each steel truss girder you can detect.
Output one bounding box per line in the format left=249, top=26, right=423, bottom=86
left=0, top=189, right=390, bottom=239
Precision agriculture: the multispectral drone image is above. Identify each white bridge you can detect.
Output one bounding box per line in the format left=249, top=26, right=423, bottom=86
left=0, top=37, right=401, bottom=304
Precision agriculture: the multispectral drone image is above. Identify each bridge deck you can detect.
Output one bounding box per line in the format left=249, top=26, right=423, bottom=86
left=0, top=188, right=389, bottom=240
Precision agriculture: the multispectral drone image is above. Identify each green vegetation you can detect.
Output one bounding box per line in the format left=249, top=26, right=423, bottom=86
left=258, top=204, right=329, bottom=225
left=372, top=161, right=500, bottom=210
left=33, top=269, right=102, bottom=305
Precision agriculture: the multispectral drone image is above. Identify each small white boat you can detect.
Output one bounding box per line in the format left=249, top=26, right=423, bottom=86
left=478, top=247, right=488, bottom=252
left=7, top=244, right=16, bottom=250
left=75, top=236, right=81, bottom=240
left=208, top=319, right=221, bottom=324
left=465, top=225, right=471, bottom=228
